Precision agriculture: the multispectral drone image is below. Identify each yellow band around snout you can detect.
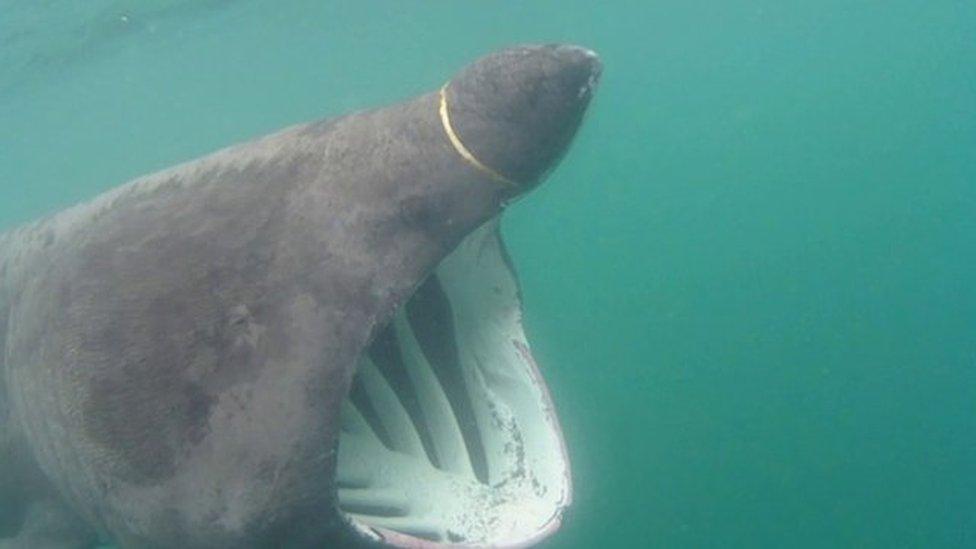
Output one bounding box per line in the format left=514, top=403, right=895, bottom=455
left=438, top=85, right=516, bottom=187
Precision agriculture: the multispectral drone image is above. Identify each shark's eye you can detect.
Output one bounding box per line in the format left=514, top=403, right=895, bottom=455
left=337, top=220, right=571, bottom=546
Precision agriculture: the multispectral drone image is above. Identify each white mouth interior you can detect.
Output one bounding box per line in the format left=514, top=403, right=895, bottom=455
left=336, top=221, right=571, bottom=547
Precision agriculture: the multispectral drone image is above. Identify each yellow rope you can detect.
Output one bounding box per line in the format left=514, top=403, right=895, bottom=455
left=438, top=84, right=515, bottom=187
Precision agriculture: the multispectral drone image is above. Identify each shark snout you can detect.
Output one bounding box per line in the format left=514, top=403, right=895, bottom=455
left=443, top=44, right=602, bottom=191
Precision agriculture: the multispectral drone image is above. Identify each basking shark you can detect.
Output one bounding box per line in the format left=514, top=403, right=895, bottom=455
left=0, top=44, right=601, bottom=548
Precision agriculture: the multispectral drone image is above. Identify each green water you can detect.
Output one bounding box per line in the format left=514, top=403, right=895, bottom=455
left=2, top=1, right=974, bottom=547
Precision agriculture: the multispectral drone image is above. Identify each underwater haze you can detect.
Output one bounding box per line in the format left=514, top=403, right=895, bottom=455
left=1, top=1, right=974, bottom=547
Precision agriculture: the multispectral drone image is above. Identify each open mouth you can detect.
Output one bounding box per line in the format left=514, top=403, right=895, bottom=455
left=336, top=219, right=571, bottom=547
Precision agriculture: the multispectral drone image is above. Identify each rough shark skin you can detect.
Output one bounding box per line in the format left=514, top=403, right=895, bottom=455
left=0, top=45, right=600, bottom=548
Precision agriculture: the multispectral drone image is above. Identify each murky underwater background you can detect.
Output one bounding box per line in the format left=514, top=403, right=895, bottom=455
left=1, top=1, right=974, bottom=547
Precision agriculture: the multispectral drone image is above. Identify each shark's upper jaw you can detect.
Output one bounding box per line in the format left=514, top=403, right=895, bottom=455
left=333, top=42, right=600, bottom=547
left=335, top=220, right=571, bottom=547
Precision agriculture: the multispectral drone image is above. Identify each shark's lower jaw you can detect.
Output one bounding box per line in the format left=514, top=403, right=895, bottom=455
left=336, top=221, right=571, bottom=547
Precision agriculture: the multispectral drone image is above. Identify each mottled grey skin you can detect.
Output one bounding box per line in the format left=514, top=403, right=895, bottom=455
left=0, top=45, right=600, bottom=548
